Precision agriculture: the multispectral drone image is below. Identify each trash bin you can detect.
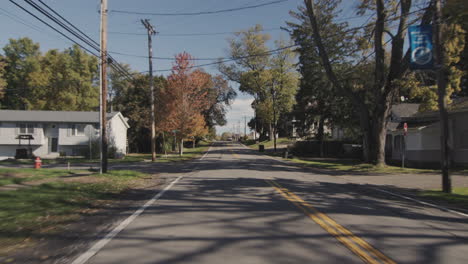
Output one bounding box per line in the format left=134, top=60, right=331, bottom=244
left=259, top=144, right=265, bottom=152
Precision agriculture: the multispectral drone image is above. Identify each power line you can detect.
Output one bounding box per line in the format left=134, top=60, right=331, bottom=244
left=8, top=0, right=100, bottom=57
left=1, top=4, right=131, bottom=80
left=144, top=44, right=298, bottom=73
left=109, top=0, right=290, bottom=16
left=109, top=51, right=221, bottom=61
left=17, top=0, right=134, bottom=80
left=108, top=27, right=282, bottom=37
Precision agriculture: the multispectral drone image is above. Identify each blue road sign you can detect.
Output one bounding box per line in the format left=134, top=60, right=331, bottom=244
left=408, top=25, right=434, bottom=70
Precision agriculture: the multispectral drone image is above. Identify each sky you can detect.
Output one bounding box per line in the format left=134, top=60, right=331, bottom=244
left=0, top=0, right=361, bottom=135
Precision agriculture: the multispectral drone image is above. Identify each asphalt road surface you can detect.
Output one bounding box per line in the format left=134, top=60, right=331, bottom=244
left=73, top=142, right=468, bottom=264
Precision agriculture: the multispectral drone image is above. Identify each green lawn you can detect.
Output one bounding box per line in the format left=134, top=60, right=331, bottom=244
left=419, top=188, right=468, bottom=209
left=286, top=158, right=439, bottom=174
left=244, top=138, right=295, bottom=150
left=243, top=138, right=463, bottom=175
left=0, top=170, right=150, bottom=255
left=0, top=141, right=211, bottom=165
left=0, top=168, right=81, bottom=186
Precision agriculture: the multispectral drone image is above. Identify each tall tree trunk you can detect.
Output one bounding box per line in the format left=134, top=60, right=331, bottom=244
left=371, top=104, right=391, bottom=166
left=317, top=116, right=325, bottom=157
left=179, top=139, right=184, bottom=156
left=269, top=122, right=274, bottom=141
left=162, top=132, right=167, bottom=156
left=273, top=122, right=277, bottom=152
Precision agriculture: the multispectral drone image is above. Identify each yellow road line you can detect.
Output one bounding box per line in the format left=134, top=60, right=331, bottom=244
left=230, top=149, right=240, bottom=158
left=266, top=180, right=396, bottom=264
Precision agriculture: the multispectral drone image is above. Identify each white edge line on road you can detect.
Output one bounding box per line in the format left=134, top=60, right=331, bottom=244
left=372, top=187, right=468, bottom=218
left=71, top=145, right=212, bottom=264
left=70, top=175, right=183, bottom=264
left=240, top=143, right=468, bottom=218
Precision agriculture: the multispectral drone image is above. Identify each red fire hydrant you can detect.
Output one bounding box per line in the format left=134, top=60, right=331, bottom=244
left=34, top=157, right=42, bottom=169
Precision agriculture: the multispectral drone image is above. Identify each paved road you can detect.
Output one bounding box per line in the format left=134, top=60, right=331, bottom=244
left=73, top=142, right=468, bottom=264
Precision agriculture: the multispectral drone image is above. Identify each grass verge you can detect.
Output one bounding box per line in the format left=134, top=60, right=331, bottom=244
left=0, top=168, right=80, bottom=186
left=243, top=138, right=295, bottom=150
left=0, top=170, right=150, bottom=255
left=286, top=158, right=439, bottom=174
left=0, top=141, right=211, bottom=165
left=418, top=188, right=468, bottom=209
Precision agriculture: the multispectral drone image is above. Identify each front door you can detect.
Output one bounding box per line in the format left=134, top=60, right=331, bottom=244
left=44, top=124, right=59, bottom=154
left=50, top=138, right=58, bottom=153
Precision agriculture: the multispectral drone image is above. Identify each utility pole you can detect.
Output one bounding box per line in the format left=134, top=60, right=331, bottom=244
left=434, top=0, right=451, bottom=193
left=244, top=116, right=247, bottom=137
left=141, top=19, right=157, bottom=161
left=99, top=0, right=108, bottom=173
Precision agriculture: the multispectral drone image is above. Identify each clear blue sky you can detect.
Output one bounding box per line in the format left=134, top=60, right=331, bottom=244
left=0, top=0, right=362, bottom=134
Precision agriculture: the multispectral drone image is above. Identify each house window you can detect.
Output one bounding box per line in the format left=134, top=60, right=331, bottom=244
left=19, top=123, right=34, bottom=134
left=71, top=124, right=86, bottom=136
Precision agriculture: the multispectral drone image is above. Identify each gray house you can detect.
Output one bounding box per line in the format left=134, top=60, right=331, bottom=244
left=386, top=101, right=468, bottom=168
left=0, top=110, right=130, bottom=160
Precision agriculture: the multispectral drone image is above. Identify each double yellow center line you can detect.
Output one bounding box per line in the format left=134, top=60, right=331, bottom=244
left=266, top=180, right=396, bottom=264
left=230, top=149, right=240, bottom=158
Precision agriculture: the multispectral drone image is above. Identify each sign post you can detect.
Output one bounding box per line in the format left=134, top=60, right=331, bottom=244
left=402, top=122, right=408, bottom=168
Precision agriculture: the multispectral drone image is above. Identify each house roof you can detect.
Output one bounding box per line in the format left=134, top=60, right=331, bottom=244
left=398, top=98, right=468, bottom=128
left=390, top=103, right=420, bottom=119
left=0, top=110, right=118, bottom=123
left=387, top=103, right=421, bottom=131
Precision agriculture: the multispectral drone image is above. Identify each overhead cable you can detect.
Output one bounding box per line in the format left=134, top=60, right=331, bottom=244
left=109, top=0, right=289, bottom=16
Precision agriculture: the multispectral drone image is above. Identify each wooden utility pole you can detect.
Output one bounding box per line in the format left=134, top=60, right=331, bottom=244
left=244, top=116, right=247, bottom=137
left=434, top=0, right=451, bottom=193
left=99, top=0, right=108, bottom=173
left=142, top=19, right=157, bottom=161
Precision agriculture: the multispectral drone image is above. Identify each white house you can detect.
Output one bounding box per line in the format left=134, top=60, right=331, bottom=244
left=0, top=110, right=130, bottom=160
left=386, top=101, right=468, bottom=168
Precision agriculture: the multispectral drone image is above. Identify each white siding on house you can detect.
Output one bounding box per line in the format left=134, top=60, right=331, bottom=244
left=406, top=131, right=422, bottom=150
left=58, top=123, right=95, bottom=146
left=420, top=124, right=441, bottom=150
left=0, top=122, right=44, bottom=145
left=108, top=114, right=128, bottom=156
left=0, top=111, right=129, bottom=160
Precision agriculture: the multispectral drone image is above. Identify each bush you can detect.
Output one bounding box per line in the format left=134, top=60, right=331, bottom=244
left=83, top=137, right=120, bottom=159
left=291, top=140, right=362, bottom=159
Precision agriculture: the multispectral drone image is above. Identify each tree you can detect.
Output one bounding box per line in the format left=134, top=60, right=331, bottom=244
left=265, top=39, right=299, bottom=151
left=161, top=52, right=211, bottom=155
left=219, top=25, right=273, bottom=140
left=203, top=75, right=236, bottom=128
left=220, top=25, right=299, bottom=144
left=28, top=45, right=99, bottom=110
left=300, top=0, right=432, bottom=165
left=110, top=65, right=167, bottom=153
left=0, top=57, right=6, bottom=103
left=288, top=3, right=358, bottom=155
left=1, top=38, right=99, bottom=111
left=1, top=37, right=41, bottom=109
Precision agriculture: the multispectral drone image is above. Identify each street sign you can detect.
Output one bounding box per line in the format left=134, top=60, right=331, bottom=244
left=403, top=122, right=408, bottom=135
left=408, top=25, right=434, bottom=69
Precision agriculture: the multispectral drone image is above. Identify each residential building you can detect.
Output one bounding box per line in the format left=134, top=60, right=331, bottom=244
left=386, top=100, right=468, bottom=167
left=0, top=110, right=130, bottom=160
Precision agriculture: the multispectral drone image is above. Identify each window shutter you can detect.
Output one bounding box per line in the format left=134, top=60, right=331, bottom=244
left=68, top=124, right=71, bottom=136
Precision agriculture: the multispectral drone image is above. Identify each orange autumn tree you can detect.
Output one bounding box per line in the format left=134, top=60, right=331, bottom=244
left=161, top=52, right=211, bottom=155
